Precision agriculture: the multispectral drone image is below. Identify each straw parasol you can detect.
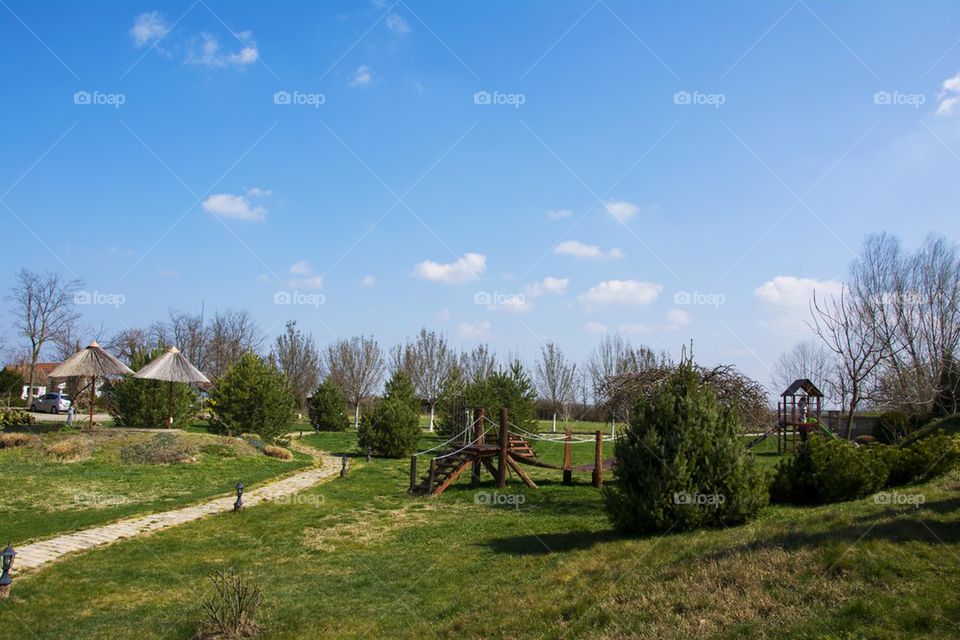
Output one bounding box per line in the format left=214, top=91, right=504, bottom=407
left=133, top=346, right=210, bottom=429
left=49, top=341, right=134, bottom=427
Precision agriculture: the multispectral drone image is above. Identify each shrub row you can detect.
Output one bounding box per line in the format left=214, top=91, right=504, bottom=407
left=770, top=433, right=959, bottom=505
left=0, top=408, right=35, bottom=429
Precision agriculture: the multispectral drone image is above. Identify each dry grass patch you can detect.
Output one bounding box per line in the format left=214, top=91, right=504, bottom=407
left=302, top=502, right=471, bottom=552
left=44, top=438, right=90, bottom=462
left=263, top=445, right=293, bottom=460
left=0, top=432, right=36, bottom=448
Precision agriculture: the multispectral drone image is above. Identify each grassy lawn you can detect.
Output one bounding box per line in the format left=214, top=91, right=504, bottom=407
left=0, top=428, right=311, bottom=544
left=3, top=431, right=958, bottom=638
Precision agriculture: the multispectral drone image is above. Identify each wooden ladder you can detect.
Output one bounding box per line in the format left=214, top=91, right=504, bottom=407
left=409, top=451, right=473, bottom=497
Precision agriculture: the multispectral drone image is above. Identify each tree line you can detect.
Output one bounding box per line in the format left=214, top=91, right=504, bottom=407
left=2, top=268, right=677, bottom=426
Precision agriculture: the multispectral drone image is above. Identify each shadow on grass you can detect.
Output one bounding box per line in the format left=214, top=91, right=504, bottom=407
left=483, top=529, right=620, bottom=555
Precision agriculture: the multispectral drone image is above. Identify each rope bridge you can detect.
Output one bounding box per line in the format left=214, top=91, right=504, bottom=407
left=408, top=408, right=615, bottom=497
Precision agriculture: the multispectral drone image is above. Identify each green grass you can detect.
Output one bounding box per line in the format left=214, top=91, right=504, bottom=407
left=4, top=431, right=959, bottom=638
left=0, top=428, right=310, bottom=544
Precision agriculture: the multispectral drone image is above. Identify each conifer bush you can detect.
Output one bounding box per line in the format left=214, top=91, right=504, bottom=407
left=358, top=371, right=420, bottom=458
left=208, top=353, right=296, bottom=443
left=603, top=362, right=768, bottom=534
left=770, top=436, right=889, bottom=504
left=307, top=378, right=350, bottom=432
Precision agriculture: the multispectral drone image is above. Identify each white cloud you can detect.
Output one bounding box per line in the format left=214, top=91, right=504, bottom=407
left=585, top=321, right=608, bottom=334
left=361, top=275, right=376, bottom=287
left=554, top=240, right=622, bottom=260
left=618, top=323, right=653, bottom=336
left=938, top=73, right=960, bottom=116
left=386, top=13, right=411, bottom=34
left=579, top=280, right=663, bottom=306
left=665, top=308, right=692, bottom=327
left=286, top=262, right=323, bottom=289
left=413, top=252, right=486, bottom=284
left=527, top=276, right=569, bottom=297
left=547, top=209, right=573, bottom=220
left=754, top=275, right=843, bottom=308
left=350, top=65, right=373, bottom=88
left=458, top=320, right=491, bottom=340
left=130, top=11, right=169, bottom=48
left=186, top=31, right=258, bottom=68
left=604, top=199, right=640, bottom=223
left=289, top=261, right=312, bottom=275
left=246, top=187, right=272, bottom=197
left=202, top=190, right=268, bottom=222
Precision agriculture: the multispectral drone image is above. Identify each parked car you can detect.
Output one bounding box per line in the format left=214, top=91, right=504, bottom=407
left=30, top=392, right=72, bottom=414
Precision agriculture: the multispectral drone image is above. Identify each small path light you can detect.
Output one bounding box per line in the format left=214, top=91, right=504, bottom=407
left=0, top=544, right=15, bottom=599
left=233, top=482, right=244, bottom=511
left=340, top=455, right=350, bottom=478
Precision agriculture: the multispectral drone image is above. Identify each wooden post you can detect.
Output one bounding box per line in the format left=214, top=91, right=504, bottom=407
left=89, top=374, right=96, bottom=428
left=427, top=458, right=437, bottom=495
left=167, top=380, right=174, bottom=429
left=471, top=407, right=484, bottom=486
left=592, top=430, right=603, bottom=488
left=409, top=455, right=418, bottom=492
left=497, top=407, right=508, bottom=489
left=562, top=429, right=573, bottom=486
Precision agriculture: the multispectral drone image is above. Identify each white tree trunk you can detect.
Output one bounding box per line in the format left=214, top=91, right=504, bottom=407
left=354, top=403, right=360, bottom=429
left=552, top=412, right=557, bottom=432
left=428, top=405, right=435, bottom=432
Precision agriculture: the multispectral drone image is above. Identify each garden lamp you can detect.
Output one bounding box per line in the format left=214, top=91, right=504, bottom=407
left=234, top=482, right=244, bottom=511
left=0, top=544, right=15, bottom=597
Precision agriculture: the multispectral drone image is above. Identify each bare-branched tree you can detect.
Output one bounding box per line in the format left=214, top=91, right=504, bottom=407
left=326, top=335, right=385, bottom=428
left=5, top=269, right=81, bottom=401
left=410, top=329, right=451, bottom=431
left=271, top=320, right=321, bottom=410
left=535, top=341, right=577, bottom=430
left=770, top=340, right=836, bottom=396
left=206, top=309, right=262, bottom=380
left=459, top=344, right=496, bottom=385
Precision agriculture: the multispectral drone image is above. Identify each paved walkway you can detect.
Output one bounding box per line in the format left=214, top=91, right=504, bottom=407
left=14, top=439, right=340, bottom=574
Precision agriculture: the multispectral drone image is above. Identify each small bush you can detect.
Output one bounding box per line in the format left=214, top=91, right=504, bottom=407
left=307, top=378, right=350, bottom=432
left=879, top=433, right=960, bottom=486
left=200, top=443, right=240, bottom=459
left=196, top=569, right=263, bottom=639
left=0, top=408, right=35, bottom=429
left=119, top=433, right=196, bottom=465
left=770, top=436, right=889, bottom=504
left=263, top=445, right=292, bottom=460
left=45, top=439, right=86, bottom=461
left=0, top=432, right=35, bottom=448
left=358, top=397, right=420, bottom=458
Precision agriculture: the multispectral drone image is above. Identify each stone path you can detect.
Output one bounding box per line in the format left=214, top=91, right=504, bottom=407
left=14, top=440, right=340, bottom=574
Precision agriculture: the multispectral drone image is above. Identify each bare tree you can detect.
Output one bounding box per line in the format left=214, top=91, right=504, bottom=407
left=325, top=335, right=385, bottom=428
left=206, top=309, right=262, bottom=380
left=271, top=320, right=321, bottom=410
left=810, top=287, right=890, bottom=438
left=5, top=270, right=81, bottom=401
left=410, top=329, right=451, bottom=431
left=536, top=342, right=577, bottom=430
left=588, top=335, right=666, bottom=411
left=107, top=327, right=151, bottom=365
left=459, top=344, right=496, bottom=385
left=770, top=340, right=835, bottom=395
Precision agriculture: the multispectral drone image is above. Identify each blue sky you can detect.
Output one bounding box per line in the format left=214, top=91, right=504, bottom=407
left=2, top=0, right=960, bottom=393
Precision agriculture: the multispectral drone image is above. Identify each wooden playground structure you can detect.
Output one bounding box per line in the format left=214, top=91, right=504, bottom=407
left=409, top=408, right=613, bottom=497
left=745, top=378, right=838, bottom=452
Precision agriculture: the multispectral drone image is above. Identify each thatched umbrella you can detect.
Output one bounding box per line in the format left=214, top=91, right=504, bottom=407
left=49, top=341, right=134, bottom=427
left=133, top=346, right=210, bottom=429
